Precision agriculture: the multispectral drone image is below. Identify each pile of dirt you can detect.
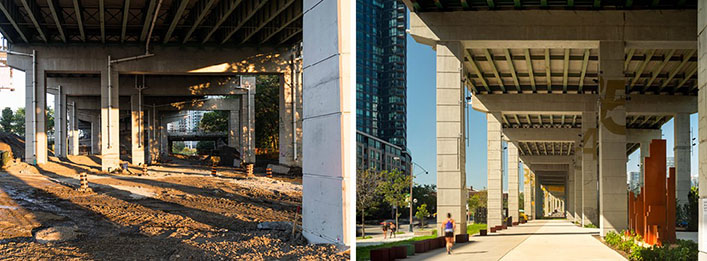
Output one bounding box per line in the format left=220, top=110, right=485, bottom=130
left=0, top=131, right=24, bottom=160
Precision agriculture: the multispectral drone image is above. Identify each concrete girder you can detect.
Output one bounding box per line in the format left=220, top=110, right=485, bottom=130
left=202, top=0, right=244, bottom=44
left=241, top=0, right=298, bottom=44
left=48, top=75, right=248, bottom=97
left=181, top=0, right=218, bottom=43
left=139, top=0, right=158, bottom=41
left=527, top=164, right=569, bottom=172
left=163, top=0, right=190, bottom=44
left=520, top=155, right=572, bottom=164
left=220, top=0, right=270, bottom=44
left=503, top=127, right=580, bottom=142
left=472, top=94, right=696, bottom=115
left=46, top=0, right=66, bottom=43
left=72, top=0, right=85, bottom=42
left=0, top=0, right=28, bottom=43
left=410, top=10, right=696, bottom=45
left=18, top=0, right=47, bottom=43
left=259, top=1, right=302, bottom=43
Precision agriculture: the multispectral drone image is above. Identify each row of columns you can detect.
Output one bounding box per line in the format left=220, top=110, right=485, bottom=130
left=437, top=40, right=696, bottom=238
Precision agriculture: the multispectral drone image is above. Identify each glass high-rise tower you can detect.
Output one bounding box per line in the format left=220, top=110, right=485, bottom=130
left=356, top=0, right=410, bottom=172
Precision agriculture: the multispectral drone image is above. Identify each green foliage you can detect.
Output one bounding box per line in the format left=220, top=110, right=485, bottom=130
left=584, top=223, right=597, bottom=228
left=196, top=141, right=215, bottom=154
left=0, top=107, right=12, bottom=132
left=686, top=186, right=699, bottom=231
left=12, top=108, right=24, bottom=136
left=172, top=141, right=186, bottom=153
left=468, top=190, right=488, bottom=215
left=413, top=184, right=436, bottom=215
left=199, top=111, right=228, bottom=132
left=254, top=75, right=279, bottom=152
left=605, top=230, right=698, bottom=261
left=379, top=169, right=412, bottom=229
left=466, top=223, right=487, bottom=235
left=519, top=192, right=524, bottom=210
left=46, top=107, right=54, bottom=134
left=356, top=233, right=437, bottom=261
left=415, top=203, right=430, bottom=228
left=356, top=168, right=384, bottom=237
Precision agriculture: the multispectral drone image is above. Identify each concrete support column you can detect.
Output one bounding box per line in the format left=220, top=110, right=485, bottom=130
left=160, top=117, right=168, bottom=158
left=301, top=0, right=353, bottom=246
left=582, top=111, right=598, bottom=226
left=574, top=151, right=582, bottom=223
left=68, top=100, right=79, bottom=156
left=54, top=89, right=67, bottom=158
left=487, top=112, right=503, bottom=228
left=530, top=171, right=536, bottom=220
left=91, top=114, right=100, bottom=155
left=598, top=40, right=628, bottom=236
left=146, top=106, right=159, bottom=164
left=523, top=164, right=532, bottom=220
left=228, top=110, right=240, bottom=148
left=101, top=68, right=120, bottom=171
left=130, top=95, right=144, bottom=166
left=435, top=41, right=467, bottom=234
left=567, top=167, right=574, bottom=220
left=240, top=76, right=256, bottom=164
left=697, top=1, right=706, bottom=258
left=24, top=57, right=48, bottom=164
left=674, top=113, right=691, bottom=206
left=279, top=57, right=303, bottom=167
left=508, top=143, right=519, bottom=223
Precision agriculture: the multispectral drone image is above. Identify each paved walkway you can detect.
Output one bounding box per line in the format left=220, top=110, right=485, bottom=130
left=408, top=220, right=626, bottom=261
left=357, top=224, right=421, bottom=247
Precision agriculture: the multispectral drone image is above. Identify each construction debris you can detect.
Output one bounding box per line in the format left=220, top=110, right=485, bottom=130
left=0, top=131, right=24, bottom=162
left=267, top=164, right=291, bottom=175
left=257, top=221, right=293, bottom=231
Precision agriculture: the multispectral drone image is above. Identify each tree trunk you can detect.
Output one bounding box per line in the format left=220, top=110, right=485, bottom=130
left=361, top=211, right=366, bottom=237
left=395, top=207, right=398, bottom=234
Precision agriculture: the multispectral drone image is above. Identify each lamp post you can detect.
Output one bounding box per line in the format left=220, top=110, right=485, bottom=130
left=395, top=155, right=429, bottom=233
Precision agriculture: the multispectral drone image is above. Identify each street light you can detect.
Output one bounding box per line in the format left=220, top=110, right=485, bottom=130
left=396, top=156, right=429, bottom=233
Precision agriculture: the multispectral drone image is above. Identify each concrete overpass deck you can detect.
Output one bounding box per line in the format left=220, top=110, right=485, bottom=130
left=409, top=220, right=624, bottom=261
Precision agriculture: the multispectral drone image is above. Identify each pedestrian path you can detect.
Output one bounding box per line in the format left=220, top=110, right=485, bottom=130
left=408, top=219, right=625, bottom=260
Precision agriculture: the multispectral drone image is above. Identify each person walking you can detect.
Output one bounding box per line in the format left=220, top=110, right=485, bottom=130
left=389, top=222, right=396, bottom=238
left=381, top=222, right=388, bottom=239
left=441, top=213, right=456, bottom=255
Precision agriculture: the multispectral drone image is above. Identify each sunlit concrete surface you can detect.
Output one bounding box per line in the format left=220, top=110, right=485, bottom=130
left=409, top=220, right=624, bottom=261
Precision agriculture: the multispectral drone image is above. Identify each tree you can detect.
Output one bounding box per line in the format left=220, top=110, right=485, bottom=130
left=415, top=203, right=430, bottom=228
left=356, top=168, right=384, bottom=237
left=12, top=108, right=25, bottom=136
left=468, top=190, right=488, bottom=216
left=379, top=169, right=412, bottom=231
left=254, top=75, right=279, bottom=153
left=199, top=111, right=228, bottom=132
left=196, top=141, right=215, bottom=154
left=0, top=107, right=12, bottom=132
left=413, top=184, right=437, bottom=215
left=46, top=107, right=54, bottom=134
left=172, top=141, right=186, bottom=154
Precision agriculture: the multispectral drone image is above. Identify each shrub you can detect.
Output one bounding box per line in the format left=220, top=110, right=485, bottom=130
left=604, top=231, right=622, bottom=247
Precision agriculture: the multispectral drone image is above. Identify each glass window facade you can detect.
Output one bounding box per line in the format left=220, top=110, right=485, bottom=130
left=356, top=0, right=409, bottom=173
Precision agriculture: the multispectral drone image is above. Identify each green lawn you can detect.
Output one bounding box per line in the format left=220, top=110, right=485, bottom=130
left=467, top=223, right=487, bottom=235
left=356, top=235, right=372, bottom=240
left=355, top=231, right=437, bottom=261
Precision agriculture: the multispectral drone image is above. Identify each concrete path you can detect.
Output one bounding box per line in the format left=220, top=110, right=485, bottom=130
left=357, top=224, right=418, bottom=247
left=408, top=220, right=625, bottom=261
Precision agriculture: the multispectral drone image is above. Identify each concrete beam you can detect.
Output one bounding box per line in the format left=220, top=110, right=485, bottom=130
left=49, top=75, right=250, bottom=97
left=504, top=127, right=580, bottom=142
left=473, top=94, right=696, bottom=115
left=410, top=10, right=696, bottom=45
left=521, top=155, right=573, bottom=164
left=528, top=164, right=570, bottom=172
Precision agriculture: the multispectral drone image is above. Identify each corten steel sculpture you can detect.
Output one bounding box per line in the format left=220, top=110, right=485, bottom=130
left=627, top=139, right=676, bottom=246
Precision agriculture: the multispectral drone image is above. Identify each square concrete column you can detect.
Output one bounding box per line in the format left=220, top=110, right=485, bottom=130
left=130, top=95, right=145, bottom=166
left=574, top=151, right=582, bottom=223
left=300, top=0, right=354, bottom=246
left=240, top=76, right=256, bottom=164
left=697, top=1, right=706, bottom=259
left=146, top=106, right=159, bottom=164
left=91, top=114, right=101, bottom=155
left=487, top=112, right=503, bottom=228
left=54, top=89, right=67, bottom=158
left=529, top=170, right=535, bottom=220
left=160, top=117, right=168, bottom=158
left=674, top=113, right=691, bottom=206
left=567, top=166, right=574, bottom=220
left=508, top=142, right=519, bottom=222
left=24, top=54, right=48, bottom=164
left=279, top=60, right=303, bottom=167
left=68, top=100, right=79, bottom=156
left=435, top=41, right=467, bottom=234
left=598, top=40, right=628, bottom=236
left=228, top=110, right=240, bottom=148
left=101, top=68, right=120, bottom=171
left=582, top=111, right=598, bottom=226
left=523, top=164, right=532, bottom=219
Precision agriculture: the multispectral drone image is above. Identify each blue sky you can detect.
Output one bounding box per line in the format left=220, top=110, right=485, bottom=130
left=405, top=34, right=699, bottom=192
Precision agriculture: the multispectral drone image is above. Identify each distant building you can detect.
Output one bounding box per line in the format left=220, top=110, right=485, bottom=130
left=356, top=0, right=409, bottom=173
left=629, top=171, right=641, bottom=191
left=356, top=131, right=411, bottom=174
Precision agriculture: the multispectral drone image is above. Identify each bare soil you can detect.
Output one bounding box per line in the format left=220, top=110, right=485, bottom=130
left=0, top=155, right=346, bottom=260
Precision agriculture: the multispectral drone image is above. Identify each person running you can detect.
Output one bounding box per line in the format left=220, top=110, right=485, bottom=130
left=381, top=222, right=388, bottom=239
left=441, top=213, right=456, bottom=255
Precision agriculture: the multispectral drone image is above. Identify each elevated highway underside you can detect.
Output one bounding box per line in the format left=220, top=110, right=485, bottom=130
left=405, top=1, right=704, bottom=252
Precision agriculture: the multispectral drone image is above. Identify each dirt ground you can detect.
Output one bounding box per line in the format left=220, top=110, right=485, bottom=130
left=0, top=155, right=347, bottom=260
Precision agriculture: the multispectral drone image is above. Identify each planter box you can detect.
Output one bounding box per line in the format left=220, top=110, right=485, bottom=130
left=502, top=224, right=507, bottom=230
left=455, top=234, right=468, bottom=243
left=480, top=229, right=487, bottom=236
left=392, top=246, right=407, bottom=259
left=489, top=227, right=496, bottom=233
left=512, top=222, right=519, bottom=226
left=495, top=225, right=503, bottom=231
left=414, top=241, right=427, bottom=253
left=404, top=244, right=415, bottom=256
left=370, top=248, right=391, bottom=261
